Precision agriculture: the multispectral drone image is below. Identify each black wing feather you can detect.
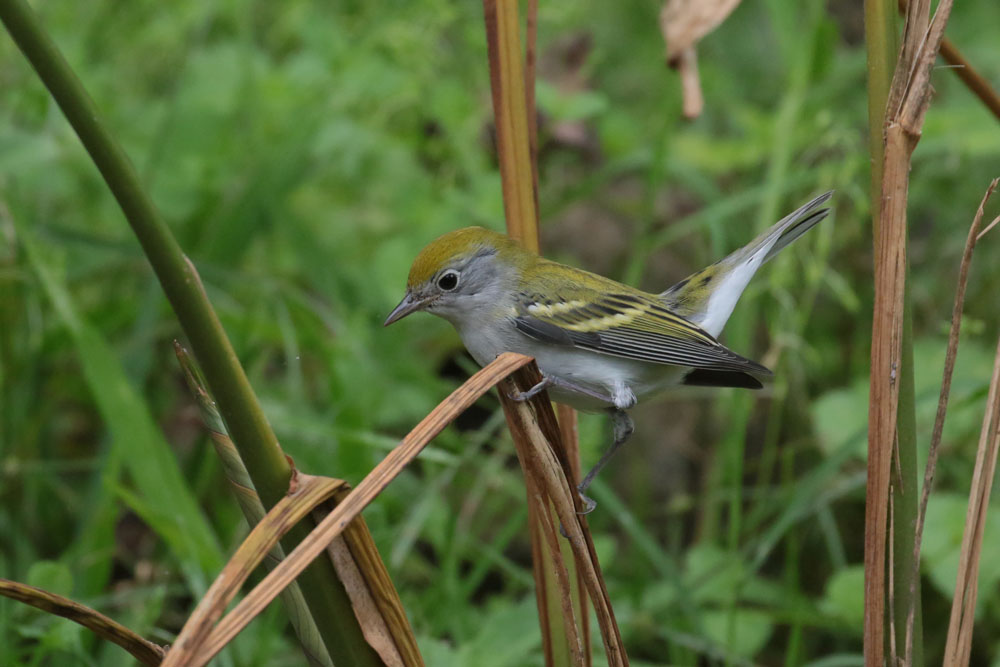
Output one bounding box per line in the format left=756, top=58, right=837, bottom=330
left=513, top=293, right=771, bottom=377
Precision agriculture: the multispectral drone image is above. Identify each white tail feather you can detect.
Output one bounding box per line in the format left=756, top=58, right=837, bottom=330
left=661, top=191, right=833, bottom=337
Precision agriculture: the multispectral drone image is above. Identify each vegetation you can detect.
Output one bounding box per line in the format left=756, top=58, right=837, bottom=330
left=1, top=0, right=999, bottom=664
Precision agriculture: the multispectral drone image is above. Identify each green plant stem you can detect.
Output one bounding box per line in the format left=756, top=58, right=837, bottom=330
left=893, top=308, right=922, bottom=666
left=0, top=1, right=380, bottom=664
left=865, top=0, right=897, bottom=209
left=864, top=1, right=922, bottom=664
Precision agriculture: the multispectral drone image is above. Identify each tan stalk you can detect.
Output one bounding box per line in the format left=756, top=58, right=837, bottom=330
left=482, top=0, right=538, bottom=250
left=865, top=0, right=953, bottom=665
left=525, top=0, right=540, bottom=216
left=897, top=0, right=1000, bottom=121
left=904, top=180, right=1000, bottom=663
left=482, top=1, right=595, bottom=663
left=498, top=366, right=628, bottom=666
left=943, top=337, right=1000, bottom=664
left=937, top=41, right=1000, bottom=121
left=0, top=579, right=166, bottom=665
left=558, top=402, right=591, bottom=665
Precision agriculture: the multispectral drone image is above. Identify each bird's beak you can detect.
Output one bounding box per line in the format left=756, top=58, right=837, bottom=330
left=384, top=291, right=431, bottom=326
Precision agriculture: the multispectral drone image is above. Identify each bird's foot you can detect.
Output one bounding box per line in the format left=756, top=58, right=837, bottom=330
left=570, top=409, right=635, bottom=519
left=556, top=487, right=599, bottom=538
left=577, top=485, right=597, bottom=515
left=507, top=376, right=553, bottom=402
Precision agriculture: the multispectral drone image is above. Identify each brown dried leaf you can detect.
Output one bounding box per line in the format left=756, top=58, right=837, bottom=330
left=659, top=0, right=741, bottom=63
left=659, top=0, right=740, bottom=119
left=165, top=353, right=532, bottom=667
left=0, top=579, right=166, bottom=665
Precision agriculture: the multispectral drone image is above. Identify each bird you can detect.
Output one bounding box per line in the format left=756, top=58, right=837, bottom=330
left=385, top=192, right=832, bottom=512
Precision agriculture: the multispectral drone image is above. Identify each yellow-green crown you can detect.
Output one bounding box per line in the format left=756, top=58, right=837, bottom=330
left=407, top=226, right=523, bottom=288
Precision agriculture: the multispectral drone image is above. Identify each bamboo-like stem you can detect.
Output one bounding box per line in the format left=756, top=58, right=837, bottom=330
left=522, top=11, right=589, bottom=642
left=893, top=311, right=922, bottom=667
left=864, top=0, right=955, bottom=664
left=482, top=2, right=593, bottom=664
left=864, top=0, right=898, bottom=209
left=863, top=1, right=902, bottom=663
left=0, top=1, right=377, bottom=663
left=525, top=0, right=540, bottom=217
left=483, top=0, right=538, bottom=251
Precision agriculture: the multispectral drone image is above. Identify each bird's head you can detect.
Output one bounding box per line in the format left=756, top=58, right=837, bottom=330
left=384, top=226, right=528, bottom=327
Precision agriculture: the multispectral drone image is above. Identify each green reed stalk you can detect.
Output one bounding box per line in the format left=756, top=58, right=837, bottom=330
left=0, top=1, right=380, bottom=663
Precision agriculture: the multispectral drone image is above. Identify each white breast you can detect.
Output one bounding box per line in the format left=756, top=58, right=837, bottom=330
left=456, top=317, right=683, bottom=412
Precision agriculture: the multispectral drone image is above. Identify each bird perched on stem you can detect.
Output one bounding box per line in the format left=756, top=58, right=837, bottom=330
left=385, top=192, right=832, bottom=512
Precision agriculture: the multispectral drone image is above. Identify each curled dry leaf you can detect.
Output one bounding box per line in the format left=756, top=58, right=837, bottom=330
left=164, top=353, right=533, bottom=667
left=0, top=579, right=166, bottom=666
left=659, top=0, right=741, bottom=118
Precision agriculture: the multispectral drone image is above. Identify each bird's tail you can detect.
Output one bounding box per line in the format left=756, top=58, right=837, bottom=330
left=660, top=191, right=833, bottom=337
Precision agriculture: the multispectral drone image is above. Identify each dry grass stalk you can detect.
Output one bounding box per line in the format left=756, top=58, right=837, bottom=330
left=175, top=343, right=335, bottom=666
left=167, top=474, right=420, bottom=667
left=659, top=0, right=741, bottom=118
left=162, top=353, right=532, bottom=664
left=937, top=40, right=1000, bottom=122
left=482, top=0, right=538, bottom=252
left=557, top=402, right=591, bottom=664
left=483, top=2, right=594, bottom=663
left=977, top=213, right=1000, bottom=242
left=0, top=578, right=166, bottom=665
left=943, top=336, right=1000, bottom=664
left=163, top=475, right=350, bottom=667
left=492, top=3, right=580, bottom=658
left=864, top=0, right=953, bottom=664
left=525, top=0, right=540, bottom=216
left=180, top=340, right=421, bottom=666
left=904, top=178, right=1000, bottom=663
left=499, top=365, right=628, bottom=666
left=519, top=468, right=586, bottom=666
left=897, top=0, right=1000, bottom=121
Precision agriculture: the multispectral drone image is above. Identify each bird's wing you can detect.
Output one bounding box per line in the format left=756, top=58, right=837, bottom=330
left=513, top=291, right=772, bottom=376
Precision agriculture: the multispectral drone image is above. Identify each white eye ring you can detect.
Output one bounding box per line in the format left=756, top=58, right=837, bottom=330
left=437, top=270, right=460, bottom=291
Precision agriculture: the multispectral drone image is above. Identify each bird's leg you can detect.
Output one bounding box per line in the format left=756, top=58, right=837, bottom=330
left=507, top=374, right=634, bottom=521
left=508, top=374, right=616, bottom=405
left=576, top=409, right=635, bottom=514
left=507, top=375, right=554, bottom=402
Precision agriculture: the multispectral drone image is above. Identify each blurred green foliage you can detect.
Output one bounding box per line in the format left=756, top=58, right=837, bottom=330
left=2, top=0, right=1000, bottom=664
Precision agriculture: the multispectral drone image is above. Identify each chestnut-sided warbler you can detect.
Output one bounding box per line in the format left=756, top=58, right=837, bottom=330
left=386, top=192, right=832, bottom=511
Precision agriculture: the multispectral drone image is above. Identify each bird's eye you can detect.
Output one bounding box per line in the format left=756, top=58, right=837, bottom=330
left=437, top=270, right=460, bottom=291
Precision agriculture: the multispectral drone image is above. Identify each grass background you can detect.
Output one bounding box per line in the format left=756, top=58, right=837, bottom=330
left=2, top=0, right=1000, bottom=664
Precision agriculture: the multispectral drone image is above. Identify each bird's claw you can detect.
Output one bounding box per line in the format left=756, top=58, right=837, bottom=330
left=576, top=487, right=597, bottom=515
left=557, top=488, right=597, bottom=538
